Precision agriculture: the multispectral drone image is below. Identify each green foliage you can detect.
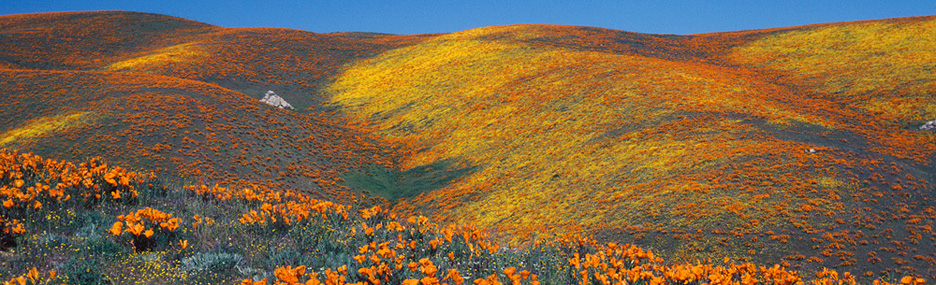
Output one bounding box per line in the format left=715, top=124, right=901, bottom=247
left=63, top=258, right=109, bottom=285
left=37, top=233, right=69, bottom=249
left=182, top=251, right=244, bottom=274
left=82, top=233, right=130, bottom=257
left=341, top=158, right=475, bottom=201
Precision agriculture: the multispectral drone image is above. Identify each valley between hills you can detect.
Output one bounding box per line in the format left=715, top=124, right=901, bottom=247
left=1, top=11, right=935, bottom=284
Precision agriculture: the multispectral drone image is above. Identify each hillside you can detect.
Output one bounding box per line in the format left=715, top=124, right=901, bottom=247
left=0, top=68, right=406, bottom=201
left=0, top=11, right=433, bottom=111
left=0, top=150, right=871, bottom=284
left=1, top=11, right=935, bottom=279
left=0, top=11, right=428, bottom=201
left=324, top=20, right=936, bottom=275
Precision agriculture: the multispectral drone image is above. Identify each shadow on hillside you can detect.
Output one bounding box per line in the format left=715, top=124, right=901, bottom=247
left=340, top=158, right=475, bottom=201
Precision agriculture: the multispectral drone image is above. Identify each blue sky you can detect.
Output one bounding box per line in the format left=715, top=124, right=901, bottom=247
left=3, top=1, right=934, bottom=35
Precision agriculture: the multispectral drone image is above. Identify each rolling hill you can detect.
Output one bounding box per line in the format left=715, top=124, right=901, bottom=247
left=0, top=11, right=429, bottom=202
left=1, top=11, right=935, bottom=279
left=325, top=19, right=936, bottom=275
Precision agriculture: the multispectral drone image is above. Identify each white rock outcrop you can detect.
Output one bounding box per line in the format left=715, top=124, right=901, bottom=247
left=921, top=119, right=936, bottom=131
left=260, top=90, right=295, bottom=110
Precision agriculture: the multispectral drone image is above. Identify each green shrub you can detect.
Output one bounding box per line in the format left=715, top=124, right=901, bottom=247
left=64, top=259, right=109, bottom=285
left=82, top=234, right=129, bottom=256
left=182, top=251, right=244, bottom=274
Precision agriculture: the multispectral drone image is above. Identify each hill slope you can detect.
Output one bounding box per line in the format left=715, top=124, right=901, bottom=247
left=0, top=11, right=433, bottom=112
left=1, top=11, right=934, bottom=277
left=0, top=68, right=403, bottom=200
left=324, top=21, right=936, bottom=274
left=0, top=11, right=427, bottom=201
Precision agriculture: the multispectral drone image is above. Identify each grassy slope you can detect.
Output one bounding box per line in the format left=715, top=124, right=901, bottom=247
left=324, top=21, right=936, bottom=275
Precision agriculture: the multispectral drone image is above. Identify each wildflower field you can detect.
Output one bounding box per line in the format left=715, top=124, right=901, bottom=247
left=0, top=150, right=923, bottom=284
left=0, top=11, right=934, bottom=283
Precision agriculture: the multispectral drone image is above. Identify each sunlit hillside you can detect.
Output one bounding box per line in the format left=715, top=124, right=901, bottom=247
left=325, top=21, right=936, bottom=275
left=1, top=10, right=935, bottom=281
left=729, top=16, right=936, bottom=125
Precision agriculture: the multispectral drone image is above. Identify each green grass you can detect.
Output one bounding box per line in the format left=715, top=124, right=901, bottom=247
left=340, top=158, right=476, bottom=201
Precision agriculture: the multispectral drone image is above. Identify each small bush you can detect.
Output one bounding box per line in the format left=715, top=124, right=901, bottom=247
left=64, top=258, right=108, bottom=285
left=182, top=251, right=245, bottom=284
left=182, top=251, right=244, bottom=273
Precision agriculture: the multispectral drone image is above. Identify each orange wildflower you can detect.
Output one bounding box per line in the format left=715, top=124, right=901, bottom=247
left=109, top=222, right=123, bottom=236
left=241, top=278, right=268, bottom=285
left=446, top=269, right=464, bottom=285
left=27, top=268, right=39, bottom=284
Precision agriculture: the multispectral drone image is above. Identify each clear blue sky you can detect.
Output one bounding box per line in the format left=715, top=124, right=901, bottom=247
left=3, top=1, right=934, bottom=35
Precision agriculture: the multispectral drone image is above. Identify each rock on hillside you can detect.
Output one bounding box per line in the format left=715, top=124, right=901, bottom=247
left=260, top=90, right=295, bottom=110
left=921, top=119, right=936, bottom=130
